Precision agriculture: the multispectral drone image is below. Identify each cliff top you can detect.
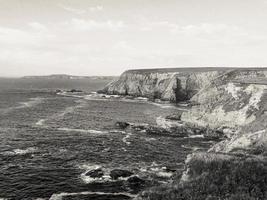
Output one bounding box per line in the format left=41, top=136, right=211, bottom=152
left=124, top=67, right=267, bottom=74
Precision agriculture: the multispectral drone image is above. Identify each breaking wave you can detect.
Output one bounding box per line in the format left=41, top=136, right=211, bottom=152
left=122, top=132, right=132, bottom=145
left=49, top=191, right=136, bottom=200
left=0, top=97, right=44, bottom=114
left=1, top=147, right=38, bottom=156
left=57, top=128, right=108, bottom=134
left=156, top=116, right=183, bottom=129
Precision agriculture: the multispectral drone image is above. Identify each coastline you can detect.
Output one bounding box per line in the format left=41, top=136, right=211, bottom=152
left=101, top=68, right=267, bottom=200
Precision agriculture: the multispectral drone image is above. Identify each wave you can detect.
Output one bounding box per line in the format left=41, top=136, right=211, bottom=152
left=2, top=147, right=37, bottom=156
left=144, top=137, right=157, bottom=142
left=79, top=164, right=111, bottom=184
left=57, top=128, right=107, bottom=134
left=140, top=162, right=175, bottom=178
left=19, top=97, right=43, bottom=108
left=122, top=132, right=132, bottom=145
left=0, top=97, right=44, bottom=115
left=49, top=191, right=136, bottom=200
left=36, top=119, right=46, bottom=126
left=156, top=116, right=183, bottom=129
left=181, top=145, right=202, bottom=151
left=188, top=134, right=204, bottom=138
left=35, top=99, right=86, bottom=127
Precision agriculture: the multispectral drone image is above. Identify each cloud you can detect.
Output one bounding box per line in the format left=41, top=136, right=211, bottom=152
left=28, top=22, right=48, bottom=32
left=89, top=6, right=103, bottom=12
left=60, top=5, right=86, bottom=15
left=68, top=18, right=125, bottom=31
left=179, top=23, right=243, bottom=36
left=113, top=41, right=135, bottom=52
left=60, top=5, right=103, bottom=15
left=0, top=26, right=52, bottom=46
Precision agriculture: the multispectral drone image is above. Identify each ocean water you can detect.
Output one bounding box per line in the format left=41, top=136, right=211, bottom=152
left=0, top=78, right=214, bottom=200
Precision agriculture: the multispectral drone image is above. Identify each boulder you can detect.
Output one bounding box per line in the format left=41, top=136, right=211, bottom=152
left=126, top=176, right=146, bottom=188
left=165, top=112, right=183, bottom=121
left=115, top=122, right=130, bottom=129
left=85, top=168, right=104, bottom=178
left=110, top=169, right=133, bottom=180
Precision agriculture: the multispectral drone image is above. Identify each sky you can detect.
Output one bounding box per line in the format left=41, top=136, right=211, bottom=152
left=1, top=0, right=267, bottom=76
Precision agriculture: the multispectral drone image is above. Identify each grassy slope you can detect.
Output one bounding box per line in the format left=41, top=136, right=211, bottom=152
left=137, top=153, right=267, bottom=200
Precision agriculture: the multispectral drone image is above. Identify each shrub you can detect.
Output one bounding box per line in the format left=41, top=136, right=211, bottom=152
left=137, top=154, right=267, bottom=200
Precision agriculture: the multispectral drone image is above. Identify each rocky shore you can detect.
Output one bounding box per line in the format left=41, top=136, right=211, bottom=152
left=101, top=68, right=267, bottom=200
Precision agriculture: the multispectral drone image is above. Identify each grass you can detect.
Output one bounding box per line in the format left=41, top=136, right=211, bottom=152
left=136, top=153, right=267, bottom=200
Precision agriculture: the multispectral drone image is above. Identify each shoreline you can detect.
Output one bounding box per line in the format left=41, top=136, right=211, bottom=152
left=100, top=68, right=267, bottom=200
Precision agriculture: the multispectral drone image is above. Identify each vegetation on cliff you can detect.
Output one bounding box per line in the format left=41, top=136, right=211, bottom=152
left=128, top=69, right=267, bottom=200
left=136, top=153, right=267, bottom=200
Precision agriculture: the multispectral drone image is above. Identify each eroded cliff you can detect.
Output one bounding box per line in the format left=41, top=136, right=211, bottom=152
left=131, top=68, right=267, bottom=200
left=100, top=68, right=233, bottom=102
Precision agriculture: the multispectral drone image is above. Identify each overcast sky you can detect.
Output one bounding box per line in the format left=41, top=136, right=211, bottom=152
left=0, top=0, right=267, bottom=76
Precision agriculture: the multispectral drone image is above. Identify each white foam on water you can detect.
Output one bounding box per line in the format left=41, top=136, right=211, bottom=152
left=156, top=116, right=182, bottom=129
left=2, top=147, right=37, bottom=156
left=35, top=100, right=87, bottom=127
left=19, top=97, right=44, bottom=108
left=156, top=171, right=173, bottom=178
left=79, top=164, right=112, bottom=184
left=109, top=130, right=126, bottom=134
left=147, top=163, right=174, bottom=178
left=0, top=97, right=44, bottom=115
left=36, top=119, right=46, bottom=126
left=49, top=191, right=136, bottom=200
left=57, top=92, right=84, bottom=99
left=57, top=128, right=107, bottom=134
left=181, top=145, right=202, bottom=151
left=188, top=134, right=204, bottom=138
left=122, top=132, right=132, bottom=145
left=144, top=137, right=156, bottom=142
left=135, top=97, right=148, bottom=101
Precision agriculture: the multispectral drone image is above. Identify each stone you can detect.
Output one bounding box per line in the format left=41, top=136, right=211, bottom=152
left=110, top=169, right=133, bottom=180
left=127, top=176, right=146, bottom=186
left=85, top=168, right=104, bottom=178
left=115, top=122, right=130, bottom=129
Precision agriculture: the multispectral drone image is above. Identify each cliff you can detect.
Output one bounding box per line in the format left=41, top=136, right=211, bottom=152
left=132, top=67, right=267, bottom=200
left=100, top=68, right=238, bottom=102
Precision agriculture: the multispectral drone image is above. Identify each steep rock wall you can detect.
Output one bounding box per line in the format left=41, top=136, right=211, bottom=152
left=181, top=69, right=267, bottom=131
left=100, top=68, right=231, bottom=102
left=181, top=69, right=267, bottom=154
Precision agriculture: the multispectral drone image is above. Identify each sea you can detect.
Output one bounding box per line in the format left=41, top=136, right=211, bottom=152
left=0, top=77, right=214, bottom=200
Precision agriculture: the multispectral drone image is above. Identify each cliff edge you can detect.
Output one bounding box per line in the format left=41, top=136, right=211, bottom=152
left=112, top=67, right=267, bottom=200
left=100, top=68, right=235, bottom=102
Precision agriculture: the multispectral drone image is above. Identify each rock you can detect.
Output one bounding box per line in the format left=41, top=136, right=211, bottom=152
left=68, top=89, right=83, bottom=93
left=166, top=112, right=183, bottom=121
left=146, top=126, right=171, bottom=136
left=100, top=68, right=231, bottom=102
left=165, top=166, right=177, bottom=173
left=85, top=168, right=104, bottom=178
left=110, top=169, right=133, bottom=180
left=55, top=89, right=62, bottom=93
left=115, top=122, right=130, bottom=129
left=127, top=176, right=145, bottom=184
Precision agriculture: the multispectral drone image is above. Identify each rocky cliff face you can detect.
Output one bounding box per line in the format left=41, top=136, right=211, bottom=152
left=133, top=68, right=267, bottom=200
left=182, top=70, right=267, bottom=127
left=181, top=69, right=267, bottom=153
left=100, top=68, right=232, bottom=102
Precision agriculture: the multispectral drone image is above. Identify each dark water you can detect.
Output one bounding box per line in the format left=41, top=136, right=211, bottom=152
left=0, top=78, right=214, bottom=200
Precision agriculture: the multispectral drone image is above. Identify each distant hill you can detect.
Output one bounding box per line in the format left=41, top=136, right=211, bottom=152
left=22, top=74, right=116, bottom=80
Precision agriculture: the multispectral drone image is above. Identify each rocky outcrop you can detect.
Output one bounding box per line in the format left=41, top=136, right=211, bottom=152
left=100, top=68, right=236, bottom=102
left=181, top=69, right=267, bottom=153
left=132, top=67, right=267, bottom=200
